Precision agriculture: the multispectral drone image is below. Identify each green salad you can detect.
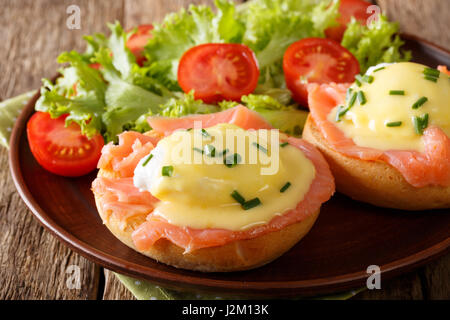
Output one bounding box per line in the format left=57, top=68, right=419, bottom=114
left=36, top=0, right=411, bottom=142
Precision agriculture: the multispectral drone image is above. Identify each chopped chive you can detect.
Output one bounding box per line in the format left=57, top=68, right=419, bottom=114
left=373, top=66, right=385, bottom=72
left=193, top=147, right=204, bottom=154
left=354, top=75, right=363, bottom=87
left=412, top=114, right=429, bottom=135
left=357, top=91, right=367, bottom=105
left=221, top=148, right=229, bottom=155
left=231, top=190, right=245, bottom=205
left=252, top=142, right=268, bottom=154
left=280, top=182, right=291, bottom=193
left=204, top=144, right=216, bottom=157
left=363, top=75, right=374, bottom=83
left=142, top=154, right=153, bottom=166
left=348, top=92, right=357, bottom=108
left=335, top=105, right=349, bottom=122
left=423, top=67, right=440, bottom=77
left=389, top=90, right=405, bottom=95
left=186, top=128, right=192, bottom=131
left=412, top=96, right=428, bottom=109
left=242, top=198, right=261, bottom=210
left=201, top=128, right=210, bottom=138
left=386, top=121, right=402, bottom=127
left=424, top=75, right=438, bottom=82
left=162, top=165, right=174, bottom=177
left=346, top=88, right=353, bottom=101
left=280, top=142, right=289, bottom=148
left=224, top=153, right=241, bottom=168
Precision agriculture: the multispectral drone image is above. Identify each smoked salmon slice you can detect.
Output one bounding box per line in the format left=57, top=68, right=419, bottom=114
left=148, top=105, right=273, bottom=136
left=438, top=65, right=450, bottom=75
left=98, top=131, right=161, bottom=178
left=92, top=106, right=335, bottom=253
left=307, top=82, right=450, bottom=188
left=92, top=177, right=159, bottom=226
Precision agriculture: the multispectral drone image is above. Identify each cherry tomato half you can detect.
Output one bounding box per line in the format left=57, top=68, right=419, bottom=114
left=126, top=24, right=154, bottom=66
left=283, top=37, right=360, bottom=107
left=177, top=43, right=260, bottom=103
left=27, top=112, right=104, bottom=177
left=325, top=0, right=372, bottom=42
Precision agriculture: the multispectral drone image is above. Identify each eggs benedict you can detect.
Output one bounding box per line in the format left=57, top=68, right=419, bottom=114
left=303, top=62, right=450, bottom=210
left=92, top=106, right=335, bottom=271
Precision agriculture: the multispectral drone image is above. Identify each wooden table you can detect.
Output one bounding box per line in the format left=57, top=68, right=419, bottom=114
left=0, top=0, right=448, bottom=300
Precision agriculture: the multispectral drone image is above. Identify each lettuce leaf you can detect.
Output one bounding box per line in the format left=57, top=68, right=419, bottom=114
left=220, top=93, right=308, bottom=136
left=35, top=51, right=106, bottom=138
left=342, top=15, right=412, bottom=73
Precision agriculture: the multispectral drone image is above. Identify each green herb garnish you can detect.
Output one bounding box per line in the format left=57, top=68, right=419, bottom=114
left=354, top=75, right=363, bottom=87
left=357, top=91, right=367, bottom=105
left=193, top=147, right=204, bottom=154
left=424, top=75, right=438, bottom=82
left=412, top=114, right=429, bottom=135
left=242, top=198, right=261, bottom=210
left=231, top=190, right=245, bottom=205
left=386, top=121, right=402, bottom=127
left=280, top=142, right=289, bottom=148
left=231, top=191, right=261, bottom=210
left=335, top=105, right=349, bottom=122
left=224, top=153, right=241, bottom=168
left=373, top=66, right=385, bottom=72
left=252, top=142, right=268, bottom=154
left=142, top=154, right=153, bottom=166
left=280, top=182, right=291, bottom=193
left=348, top=92, right=357, bottom=108
left=204, top=144, right=216, bottom=157
left=346, top=88, right=353, bottom=101
left=423, top=67, right=440, bottom=78
left=363, top=75, right=374, bottom=83
left=162, top=165, right=174, bottom=177
left=389, top=90, right=405, bottom=95
left=186, top=128, right=192, bottom=131
left=412, top=96, right=428, bottom=109
left=201, top=129, right=210, bottom=138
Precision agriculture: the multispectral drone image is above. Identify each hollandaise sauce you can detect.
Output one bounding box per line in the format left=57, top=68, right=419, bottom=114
left=330, top=62, right=450, bottom=152
left=133, top=124, right=315, bottom=231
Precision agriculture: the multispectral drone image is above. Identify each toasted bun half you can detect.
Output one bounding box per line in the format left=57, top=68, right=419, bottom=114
left=94, top=168, right=320, bottom=272
left=302, top=116, right=450, bottom=210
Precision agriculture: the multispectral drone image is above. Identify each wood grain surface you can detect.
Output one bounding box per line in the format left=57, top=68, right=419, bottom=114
left=0, top=0, right=448, bottom=300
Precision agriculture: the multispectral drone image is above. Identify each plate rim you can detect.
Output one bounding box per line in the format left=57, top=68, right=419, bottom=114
left=8, top=34, right=450, bottom=296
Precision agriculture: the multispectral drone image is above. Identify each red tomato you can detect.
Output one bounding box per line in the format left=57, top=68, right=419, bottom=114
left=126, top=24, right=154, bottom=66
left=27, top=112, right=104, bottom=177
left=283, top=38, right=360, bottom=107
left=325, top=0, right=372, bottom=42
left=177, top=43, right=259, bottom=103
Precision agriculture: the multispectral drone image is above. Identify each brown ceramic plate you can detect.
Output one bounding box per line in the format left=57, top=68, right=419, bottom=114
left=9, top=35, right=450, bottom=297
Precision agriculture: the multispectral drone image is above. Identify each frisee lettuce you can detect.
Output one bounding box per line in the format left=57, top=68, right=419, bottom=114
left=342, top=16, right=411, bottom=73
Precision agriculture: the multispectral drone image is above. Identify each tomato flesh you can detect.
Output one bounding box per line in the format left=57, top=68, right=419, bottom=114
left=177, top=43, right=260, bottom=103
left=283, top=38, right=360, bottom=107
left=27, top=112, right=104, bottom=177
left=325, top=0, right=372, bottom=42
left=126, top=24, right=154, bottom=66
